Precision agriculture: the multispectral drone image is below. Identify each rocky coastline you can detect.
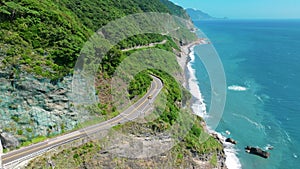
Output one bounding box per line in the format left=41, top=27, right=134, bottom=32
left=178, top=39, right=228, bottom=169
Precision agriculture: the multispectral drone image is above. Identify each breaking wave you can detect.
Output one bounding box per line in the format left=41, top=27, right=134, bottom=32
left=228, top=85, right=248, bottom=91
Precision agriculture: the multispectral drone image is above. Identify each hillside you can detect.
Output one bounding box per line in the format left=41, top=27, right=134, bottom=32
left=0, top=0, right=226, bottom=168
left=0, top=0, right=188, bottom=79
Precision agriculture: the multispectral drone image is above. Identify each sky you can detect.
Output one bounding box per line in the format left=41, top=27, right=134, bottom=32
left=170, top=0, right=300, bottom=19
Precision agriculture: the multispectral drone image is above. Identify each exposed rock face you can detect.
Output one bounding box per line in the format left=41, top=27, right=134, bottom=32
left=195, top=150, right=227, bottom=169
left=0, top=72, right=91, bottom=144
left=0, top=132, right=20, bottom=149
left=24, top=131, right=227, bottom=169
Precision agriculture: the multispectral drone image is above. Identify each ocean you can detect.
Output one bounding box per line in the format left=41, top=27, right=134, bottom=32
left=189, top=19, right=300, bottom=169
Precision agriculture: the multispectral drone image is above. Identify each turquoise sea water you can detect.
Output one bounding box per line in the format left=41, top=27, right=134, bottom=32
left=192, top=20, right=300, bottom=169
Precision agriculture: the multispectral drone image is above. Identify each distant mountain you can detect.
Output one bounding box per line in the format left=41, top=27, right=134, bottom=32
left=186, top=8, right=226, bottom=21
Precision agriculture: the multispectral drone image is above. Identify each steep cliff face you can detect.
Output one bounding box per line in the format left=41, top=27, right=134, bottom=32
left=0, top=72, right=79, bottom=144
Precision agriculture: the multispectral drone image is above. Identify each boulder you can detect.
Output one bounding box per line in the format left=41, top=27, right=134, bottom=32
left=0, top=132, right=20, bottom=149
left=225, top=138, right=237, bottom=145
left=245, top=146, right=270, bottom=158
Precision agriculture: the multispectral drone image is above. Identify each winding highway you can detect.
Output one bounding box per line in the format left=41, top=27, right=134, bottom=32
left=1, top=76, right=163, bottom=168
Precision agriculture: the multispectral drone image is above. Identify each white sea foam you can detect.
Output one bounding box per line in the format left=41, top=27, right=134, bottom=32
left=293, top=153, right=298, bottom=158
left=187, top=47, right=207, bottom=118
left=255, top=94, right=270, bottom=103
left=232, top=113, right=265, bottom=130
left=284, top=130, right=292, bottom=142
left=255, top=94, right=264, bottom=103
left=187, top=47, right=241, bottom=169
left=264, top=144, right=274, bottom=151
left=224, top=145, right=242, bottom=169
left=228, top=85, right=248, bottom=91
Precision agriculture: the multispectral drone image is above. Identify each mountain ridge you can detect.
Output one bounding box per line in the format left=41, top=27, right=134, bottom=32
left=186, top=8, right=227, bottom=21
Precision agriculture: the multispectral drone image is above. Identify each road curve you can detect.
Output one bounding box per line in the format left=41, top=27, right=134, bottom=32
left=1, top=76, right=163, bottom=168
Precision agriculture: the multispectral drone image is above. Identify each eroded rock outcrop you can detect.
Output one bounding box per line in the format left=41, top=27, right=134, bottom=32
left=225, top=138, right=237, bottom=145
left=0, top=132, right=19, bottom=149
left=245, top=146, right=270, bottom=158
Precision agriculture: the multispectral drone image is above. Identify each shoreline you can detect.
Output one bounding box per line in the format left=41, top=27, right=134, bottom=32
left=176, top=38, right=208, bottom=88
left=178, top=39, right=228, bottom=169
left=178, top=38, right=241, bottom=169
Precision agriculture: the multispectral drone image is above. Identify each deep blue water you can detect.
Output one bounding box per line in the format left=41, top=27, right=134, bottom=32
left=192, top=19, right=300, bottom=169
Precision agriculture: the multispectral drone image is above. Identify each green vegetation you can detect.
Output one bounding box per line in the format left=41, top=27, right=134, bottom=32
left=128, top=71, right=152, bottom=99
left=57, top=0, right=173, bottom=32
left=0, top=0, right=189, bottom=80
left=148, top=71, right=222, bottom=156
left=160, top=0, right=190, bottom=19
left=185, top=121, right=222, bottom=154
left=20, top=135, right=48, bottom=147
left=26, top=141, right=102, bottom=168
left=25, top=127, right=32, bottom=132
left=100, top=34, right=180, bottom=77
left=11, top=115, right=20, bottom=123
left=0, top=0, right=89, bottom=79
left=17, top=129, right=23, bottom=135
left=210, top=153, right=218, bottom=167
left=149, top=70, right=183, bottom=126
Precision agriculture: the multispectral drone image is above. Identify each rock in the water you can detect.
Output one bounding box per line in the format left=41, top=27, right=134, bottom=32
left=245, top=146, right=270, bottom=158
left=225, top=138, right=237, bottom=145
left=0, top=132, right=20, bottom=149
